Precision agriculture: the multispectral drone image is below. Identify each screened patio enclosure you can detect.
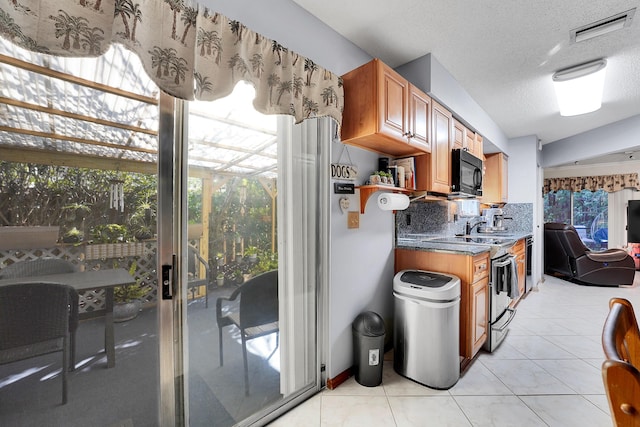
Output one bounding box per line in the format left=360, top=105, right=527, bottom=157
left=0, top=38, right=279, bottom=272
left=0, top=39, right=295, bottom=426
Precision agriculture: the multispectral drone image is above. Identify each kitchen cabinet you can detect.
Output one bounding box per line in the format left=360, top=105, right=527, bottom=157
left=482, top=152, right=508, bottom=204
left=340, top=59, right=431, bottom=157
left=454, top=121, right=483, bottom=159
left=430, top=100, right=453, bottom=194
left=414, top=99, right=452, bottom=194
left=510, top=238, right=526, bottom=300
left=470, top=276, right=489, bottom=355
left=395, top=249, right=490, bottom=365
left=453, top=119, right=465, bottom=151
left=407, top=84, right=431, bottom=152
left=473, top=133, right=484, bottom=158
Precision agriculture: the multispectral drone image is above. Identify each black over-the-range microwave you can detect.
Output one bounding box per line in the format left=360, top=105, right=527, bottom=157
left=451, top=149, right=483, bottom=197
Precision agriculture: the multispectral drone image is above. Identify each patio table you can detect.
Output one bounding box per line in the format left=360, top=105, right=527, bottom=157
left=0, top=268, right=135, bottom=368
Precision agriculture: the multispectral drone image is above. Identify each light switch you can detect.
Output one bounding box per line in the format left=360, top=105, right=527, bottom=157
left=348, top=211, right=359, bottom=229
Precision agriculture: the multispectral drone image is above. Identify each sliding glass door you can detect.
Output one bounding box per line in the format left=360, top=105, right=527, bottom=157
left=176, top=82, right=326, bottom=426
left=0, top=37, right=326, bottom=425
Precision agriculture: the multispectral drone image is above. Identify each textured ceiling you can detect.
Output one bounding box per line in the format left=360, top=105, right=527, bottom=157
left=291, top=0, right=640, bottom=151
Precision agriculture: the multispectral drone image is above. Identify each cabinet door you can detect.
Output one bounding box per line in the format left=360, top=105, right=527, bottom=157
left=517, top=253, right=526, bottom=296
left=431, top=100, right=452, bottom=194
left=482, top=152, right=508, bottom=204
left=501, top=154, right=508, bottom=202
left=470, top=277, right=489, bottom=356
left=452, top=119, right=464, bottom=151
left=408, top=85, right=431, bottom=152
left=465, top=128, right=475, bottom=154
left=474, top=133, right=483, bottom=158
left=377, top=61, right=407, bottom=142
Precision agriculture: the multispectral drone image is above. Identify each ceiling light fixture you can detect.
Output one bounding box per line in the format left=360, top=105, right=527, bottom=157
left=570, top=9, right=636, bottom=43
left=552, top=59, right=607, bottom=116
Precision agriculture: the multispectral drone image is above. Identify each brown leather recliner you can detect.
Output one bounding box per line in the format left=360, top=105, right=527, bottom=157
left=544, top=223, right=635, bottom=286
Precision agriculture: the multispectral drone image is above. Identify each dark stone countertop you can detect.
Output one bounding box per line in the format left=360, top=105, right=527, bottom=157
left=395, top=232, right=532, bottom=256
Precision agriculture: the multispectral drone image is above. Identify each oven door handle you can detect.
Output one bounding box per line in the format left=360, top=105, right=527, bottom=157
left=493, top=307, right=517, bottom=332
left=493, top=256, right=515, bottom=268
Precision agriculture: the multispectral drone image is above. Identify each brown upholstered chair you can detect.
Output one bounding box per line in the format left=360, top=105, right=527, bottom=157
left=544, top=223, right=635, bottom=286
left=602, top=298, right=640, bottom=426
left=0, top=258, right=79, bottom=370
left=216, top=270, right=278, bottom=396
left=0, top=282, right=74, bottom=404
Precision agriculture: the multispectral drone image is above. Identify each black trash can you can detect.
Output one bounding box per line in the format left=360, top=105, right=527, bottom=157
left=352, top=311, right=386, bottom=387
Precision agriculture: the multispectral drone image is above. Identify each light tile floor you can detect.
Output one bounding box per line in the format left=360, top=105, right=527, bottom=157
left=271, top=273, right=640, bottom=426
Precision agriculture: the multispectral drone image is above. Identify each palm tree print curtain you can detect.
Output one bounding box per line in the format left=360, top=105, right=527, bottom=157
left=543, top=173, right=640, bottom=193
left=0, top=0, right=343, bottom=128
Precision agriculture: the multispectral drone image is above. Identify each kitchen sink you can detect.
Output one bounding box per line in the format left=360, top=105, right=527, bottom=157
left=428, top=235, right=516, bottom=246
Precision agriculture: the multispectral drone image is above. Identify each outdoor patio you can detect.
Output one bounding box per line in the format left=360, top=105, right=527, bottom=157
left=0, top=288, right=282, bottom=427
left=0, top=35, right=285, bottom=426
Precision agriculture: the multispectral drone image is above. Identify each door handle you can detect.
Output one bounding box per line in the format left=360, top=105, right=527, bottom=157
left=161, top=257, right=175, bottom=300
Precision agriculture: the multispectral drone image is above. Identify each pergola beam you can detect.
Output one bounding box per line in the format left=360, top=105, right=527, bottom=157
left=0, top=125, right=157, bottom=154
left=0, top=96, right=158, bottom=136
left=0, top=146, right=157, bottom=174
left=0, top=54, right=158, bottom=105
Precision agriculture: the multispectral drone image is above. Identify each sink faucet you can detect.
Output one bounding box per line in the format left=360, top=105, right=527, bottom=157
left=465, top=220, right=486, bottom=235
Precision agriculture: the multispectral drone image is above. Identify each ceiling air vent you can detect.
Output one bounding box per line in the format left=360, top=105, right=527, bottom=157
left=570, top=8, right=636, bottom=43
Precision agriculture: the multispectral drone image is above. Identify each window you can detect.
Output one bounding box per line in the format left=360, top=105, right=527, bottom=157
left=544, top=189, right=608, bottom=250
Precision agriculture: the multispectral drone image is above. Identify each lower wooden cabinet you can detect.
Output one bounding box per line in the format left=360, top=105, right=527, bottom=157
left=395, top=249, right=490, bottom=363
left=511, top=239, right=526, bottom=301
left=470, top=277, right=489, bottom=356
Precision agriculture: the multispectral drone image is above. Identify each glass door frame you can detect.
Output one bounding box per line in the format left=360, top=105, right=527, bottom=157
left=157, top=96, right=330, bottom=426
left=157, top=93, right=184, bottom=426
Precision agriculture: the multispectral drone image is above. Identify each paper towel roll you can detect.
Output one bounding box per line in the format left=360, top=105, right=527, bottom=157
left=377, top=193, right=410, bottom=211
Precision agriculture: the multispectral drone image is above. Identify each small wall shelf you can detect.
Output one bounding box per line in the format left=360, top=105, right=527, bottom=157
left=356, top=185, right=412, bottom=214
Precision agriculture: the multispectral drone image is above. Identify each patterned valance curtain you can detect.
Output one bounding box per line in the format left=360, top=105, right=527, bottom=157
left=0, top=0, right=343, bottom=128
left=543, top=173, right=640, bottom=193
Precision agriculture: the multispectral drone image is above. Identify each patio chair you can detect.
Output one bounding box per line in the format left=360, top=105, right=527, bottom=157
left=216, top=270, right=279, bottom=395
left=187, top=245, right=212, bottom=308
left=0, top=258, right=79, bottom=370
left=602, top=297, right=640, bottom=426
left=0, top=282, right=75, bottom=404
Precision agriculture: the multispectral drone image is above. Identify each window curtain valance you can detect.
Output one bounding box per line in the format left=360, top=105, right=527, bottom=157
left=543, top=173, right=640, bottom=194
left=1, top=0, right=343, bottom=128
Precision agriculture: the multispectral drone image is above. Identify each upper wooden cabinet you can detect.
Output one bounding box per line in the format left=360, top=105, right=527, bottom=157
left=430, top=100, right=453, bottom=194
left=414, top=99, right=453, bottom=194
left=482, top=152, right=508, bottom=204
left=453, top=119, right=465, bottom=151
left=454, top=120, right=483, bottom=159
left=407, top=85, right=431, bottom=152
left=473, top=133, right=484, bottom=158
left=341, top=59, right=431, bottom=157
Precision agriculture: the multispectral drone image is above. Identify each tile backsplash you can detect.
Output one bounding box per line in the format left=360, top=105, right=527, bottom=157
left=396, top=200, right=533, bottom=237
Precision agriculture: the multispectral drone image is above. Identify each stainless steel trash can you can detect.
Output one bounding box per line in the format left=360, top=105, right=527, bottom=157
left=352, top=311, right=385, bottom=387
left=393, top=270, right=460, bottom=389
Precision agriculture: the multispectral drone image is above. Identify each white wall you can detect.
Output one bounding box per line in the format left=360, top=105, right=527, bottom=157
left=328, top=142, right=396, bottom=379
left=542, top=115, right=640, bottom=168
left=507, top=135, right=544, bottom=286
left=507, top=136, right=538, bottom=203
